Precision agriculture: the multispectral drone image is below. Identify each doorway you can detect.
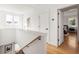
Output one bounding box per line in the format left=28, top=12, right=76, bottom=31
left=58, top=5, right=79, bottom=50
left=63, top=9, right=78, bottom=49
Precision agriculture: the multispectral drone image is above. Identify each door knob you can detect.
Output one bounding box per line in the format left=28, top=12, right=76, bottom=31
left=45, top=28, right=48, bottom=30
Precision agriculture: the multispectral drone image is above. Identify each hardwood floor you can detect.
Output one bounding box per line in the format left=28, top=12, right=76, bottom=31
left=47, top=32, right=79, bottom=54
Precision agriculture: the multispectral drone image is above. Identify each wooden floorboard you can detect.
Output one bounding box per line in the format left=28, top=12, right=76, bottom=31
left=47, top=32, right=79, bottom=54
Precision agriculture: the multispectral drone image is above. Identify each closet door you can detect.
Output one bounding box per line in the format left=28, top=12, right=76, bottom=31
left=29, top=16, right=39, bottom=31
left=40, top=13, right=49, bottom=42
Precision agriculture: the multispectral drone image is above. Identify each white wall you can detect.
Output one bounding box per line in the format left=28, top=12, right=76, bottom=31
left=24, top=15, right=40, bottom=31
left=48, top=9, right=58, bottom=46
left=63, top=16, right=68, bottom=25
left=0, top=5, right=41, bottom=46
left=23, top=35, right=46, bottom=54
left=0, top=4, right=41, bottom=30
left=0, top=11, right=23, bottom=29
left=20, top=4, right=73, bottom=47
left=48, top=4, right=72, bottom=46
left=15, top=29, right=46, bottom=54
left=0, top=4, right=73, bottom=47
left=0, top=29, right=15, bottom=45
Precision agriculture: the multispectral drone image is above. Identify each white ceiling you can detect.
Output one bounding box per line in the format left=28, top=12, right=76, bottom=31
left=27, top=4, right=73, bottom=11
left=0, top=4, right=73, bottom=14
left=64, top=8, right=77, bottom=17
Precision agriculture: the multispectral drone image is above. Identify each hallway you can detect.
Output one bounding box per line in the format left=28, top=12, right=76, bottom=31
left=47, top=32, right=79, bottom=54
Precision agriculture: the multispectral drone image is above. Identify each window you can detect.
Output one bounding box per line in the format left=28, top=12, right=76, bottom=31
left=6, top=14, right=13, bottom=24
left=68, top=17, right=76, bottom=26
left=6, top=14, right=20, bottom=24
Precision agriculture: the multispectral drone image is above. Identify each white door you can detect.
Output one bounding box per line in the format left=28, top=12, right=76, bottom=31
left=29, top=16, right=39, bottom=31
left=40, top=13, right=49, bottom=42
left=58, top=10, right=64, bottom=46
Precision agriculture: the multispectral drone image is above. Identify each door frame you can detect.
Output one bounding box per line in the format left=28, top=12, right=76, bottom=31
left=57, top=9, right=64, bottom=47
left=57, top=4, right=79, bottom=47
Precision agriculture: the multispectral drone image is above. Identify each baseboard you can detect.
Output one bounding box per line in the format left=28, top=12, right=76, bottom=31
left=47, top=42, right=58, bottom=48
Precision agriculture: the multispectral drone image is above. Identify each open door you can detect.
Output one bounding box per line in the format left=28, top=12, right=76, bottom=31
left=58, top=7, right=79, bottom=47
left=58, top=9, right=64, bottom=46
left=40, top=13, right=49, bottom=42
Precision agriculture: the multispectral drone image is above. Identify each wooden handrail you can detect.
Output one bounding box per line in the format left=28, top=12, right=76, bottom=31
left=18, top=36, right=41, bottom=53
